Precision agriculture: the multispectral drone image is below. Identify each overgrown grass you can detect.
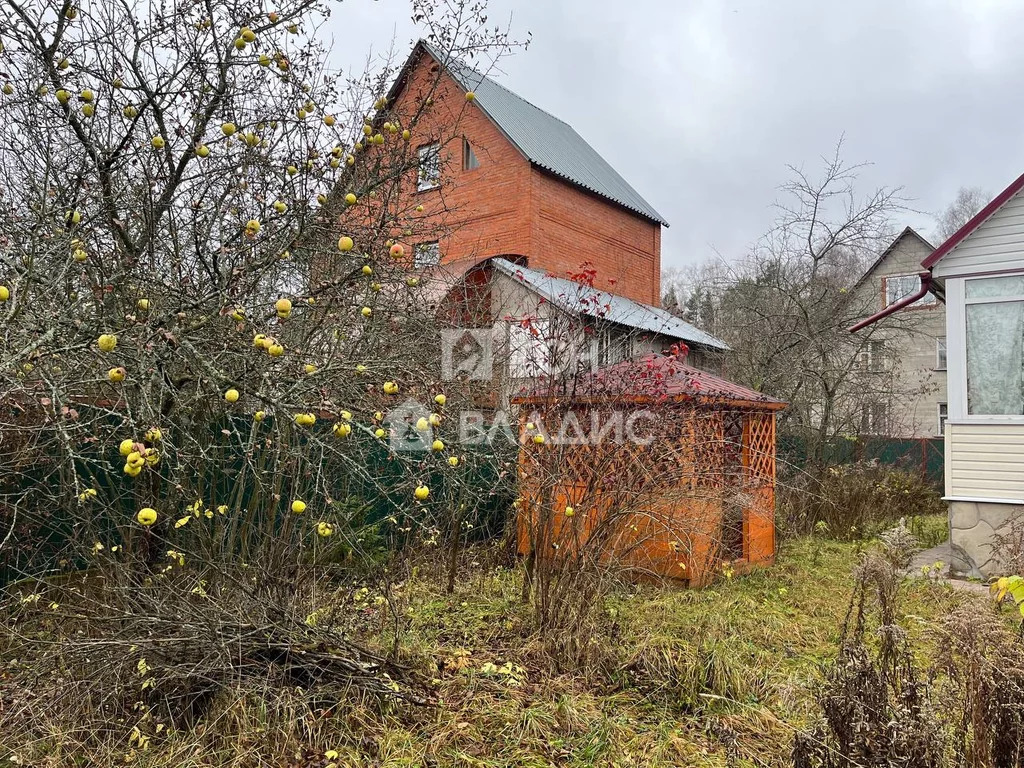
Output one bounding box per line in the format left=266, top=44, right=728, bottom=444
left=1, top=524, right=985, bottom=768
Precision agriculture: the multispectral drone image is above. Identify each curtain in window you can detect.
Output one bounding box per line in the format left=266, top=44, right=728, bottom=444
left=966, top=300, right=1024, bottom=414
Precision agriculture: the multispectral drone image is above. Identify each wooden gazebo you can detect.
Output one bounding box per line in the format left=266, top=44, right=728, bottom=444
left=513, top=353, right=786, bottom=586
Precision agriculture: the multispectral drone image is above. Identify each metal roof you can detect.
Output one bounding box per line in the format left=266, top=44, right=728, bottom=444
left=515, top=353, right=786, bottom=407
left=492, top=258, right=729, bottom=351
left=417, top=41, right=669, bottom=227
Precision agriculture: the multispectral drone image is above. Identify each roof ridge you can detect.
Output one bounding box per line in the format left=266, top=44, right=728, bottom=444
left=419, top=40, right=572, bottom=127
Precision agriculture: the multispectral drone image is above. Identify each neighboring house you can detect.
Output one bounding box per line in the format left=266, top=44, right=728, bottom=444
left=856, top=172, right=1024, bottom=577
left=383, top=40, right=667, bottom=306
left=424, top=256, right=729, bottom=407
left=850, top=227, right=947, bottom=437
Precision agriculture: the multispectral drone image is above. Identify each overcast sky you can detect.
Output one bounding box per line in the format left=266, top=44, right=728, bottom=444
left=328, top=0, right=1024, bottom=273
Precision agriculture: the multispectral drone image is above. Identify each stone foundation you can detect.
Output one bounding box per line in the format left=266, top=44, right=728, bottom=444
left=948, top=500, right=1024, bottom=578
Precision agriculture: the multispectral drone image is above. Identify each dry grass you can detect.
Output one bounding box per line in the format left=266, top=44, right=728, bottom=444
left=1, top=525, right=992, bottom=768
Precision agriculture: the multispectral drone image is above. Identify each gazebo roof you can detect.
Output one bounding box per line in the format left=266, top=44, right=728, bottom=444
left=513, top=353, right=787, bottom=410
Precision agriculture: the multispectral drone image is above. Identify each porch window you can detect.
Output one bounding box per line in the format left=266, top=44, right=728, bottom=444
left=965, top=275, right=1024, bottom=415
left=509, top=319, right=552, bottom=377
left=936, top=337, right=947, bottom=370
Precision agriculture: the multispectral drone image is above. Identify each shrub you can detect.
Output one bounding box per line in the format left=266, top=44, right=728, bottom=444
left=779, top=461, right=945, bottom=541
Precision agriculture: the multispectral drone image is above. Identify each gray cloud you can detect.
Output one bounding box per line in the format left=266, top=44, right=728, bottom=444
left=327, top=0, right=1024, bottom=270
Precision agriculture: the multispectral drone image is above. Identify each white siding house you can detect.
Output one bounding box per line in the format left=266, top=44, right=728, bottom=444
left=922, top=173, right=1024, bottom=576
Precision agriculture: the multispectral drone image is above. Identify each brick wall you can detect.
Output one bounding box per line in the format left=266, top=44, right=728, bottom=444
left=388, top=48, right=662, bottom=306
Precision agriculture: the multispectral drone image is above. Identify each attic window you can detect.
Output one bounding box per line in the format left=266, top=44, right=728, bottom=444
left=417, top=143, right=441, bottom=191
left=463, top=138, right=479, bottom=171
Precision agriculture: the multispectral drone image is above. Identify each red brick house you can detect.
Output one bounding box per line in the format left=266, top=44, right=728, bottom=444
left=383, top=41, right=667, bottom=306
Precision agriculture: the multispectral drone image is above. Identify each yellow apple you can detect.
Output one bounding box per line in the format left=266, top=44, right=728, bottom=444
left=434, top=393, right=446, bottom=406
left=151, top=135, right=165, bottom=149
left=56, top=89, right=71, bottom=104
left=465, top=91, right=475, bottom=102
left=304, top=363, right=316, bottom=374
left=286, top=165, right=298, bottom=175
left=80, top=89, right=94, bottom=102
left=414, top=485, right=430, bottom=501
left=65, top=6, right=78, bottom=19
left=254, top=410, right=265, bottom=422
left=196, top=144, right=210, bottom=157
left=67, top=209, right=81, bottom=225
left=382, top=381, right=398, bottom=395
left=221, top=122, right=236, bottom=136
left=356, top=365, right=368, bottom=374
left=234, top=38, right=246, bottom=50
left=361, top=306, right=372, bottom=317
left=345, top=192, right=357, bottom=205
left=564, top=506, right=575, bottom=517
left=273, top=200, right=287, bottom=213
left=224, top=388, right=240, bottom=403
left=448, top=456, right=459, bottom=467
left=112, top=77, right=124, bottom=88
left=374, top=411, right=383, bottom=420
left=137, top=298, right=150, bottom=311
left=361, top=265, right=372, bottom=276
left=416, top=205, right=424, bottom=212
left=97, top=334, right=117, bottom=352
left=245, top=219, right=260, bottom=236
left=268, top=343, right=284, bottom=357
left=362, top=124, right=372, bottom=136
left=72, top=248, right=87, bottom=262
left=275, top=297, right=292, bottom=317
left=123, top=104, right=138, bottom=118
left=145, top=427, right=162, bottom=442
left=290, top=499, right=306, bottom=514
left=268, top=11, right=279, bottom=22
left=296, top=108, right=307, bottom=120
left=258, top=54, right=271, bottom=67
left=317, top=194, right=328, bottom=205
left=416, top=417, right=429, bottom=432
left=389, top=244, right=404, bottom=258
left=402, top=129, right=411, bottom=140
left=346, top=154, right=355, bottom=166
left=324, top=115, right=336, bottom=126
left=533, top=434, right=545, bottom=445
left=287, top=23, right=298, bottom=33
left=82, top=103, right=94, bottom=116
left=108, top=366, right=126, bottom=382
left=119, top=438, right=135, bottom=456
left=333, top=422, right=352, bottom=437
left=337, top=236, right=354, bottom=252
left=240, top=27, right=256, bottom=42
left=374, top=428, right=386, bottom=438
left=0, top=285, right=9, bottom=301
left=429, top=413, right=441, bottom=427
left=317, top=521, right=335, bottom=537
left=431, top=439, right=444, bottom=452
left=136, top=507, right=158, bottom=526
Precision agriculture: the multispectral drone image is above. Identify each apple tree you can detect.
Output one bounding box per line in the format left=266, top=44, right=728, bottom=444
left=0, top=0, right=519, bottom=739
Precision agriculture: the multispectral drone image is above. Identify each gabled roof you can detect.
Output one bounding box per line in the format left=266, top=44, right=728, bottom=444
left=514, top=353, right=786, bottom=408
left=854, top=226, right=934, bottom=289
left=389, top=41, right=669, bottom=227
left=923, top=171, right=1024, bottom=269
left=491, top=258, right=729, bottom=351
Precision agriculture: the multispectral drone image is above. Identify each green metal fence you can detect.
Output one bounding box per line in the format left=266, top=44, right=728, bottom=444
left=778, top=435, right=944, bottom=487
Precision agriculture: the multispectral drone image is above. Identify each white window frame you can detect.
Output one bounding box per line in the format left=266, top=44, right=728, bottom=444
left=413, top=241, right=440, bottom=268
left=860, top=401, right=888, bottom=435
left=508, top=319, right=553, bottom=378
left=947, top=274, right=1024, bottom=424
left=937, top=402, right=948, bottom=435
left=883, top=273, right=937, bottom=308
left=936, top=337, right=947, bottom=371
left=856, top=339, right=885, bottom=372
left=417, top=143, right=441, bottom=191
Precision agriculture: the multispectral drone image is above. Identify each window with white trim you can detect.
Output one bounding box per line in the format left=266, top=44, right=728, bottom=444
left=884, top=274, right=937, bottom=308
left=965, top=275, right=1024, bottom=415
left=936, top=337, right=947, bottom=370
left=857, top=340, right=886, bottom=372
left=413, top=241, right=440, bottom=268
left=417, top=143, right=441, bottom=191
left=509, top=320, right=553, bottom=378
left=937, top=402, right=948, bottom=435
